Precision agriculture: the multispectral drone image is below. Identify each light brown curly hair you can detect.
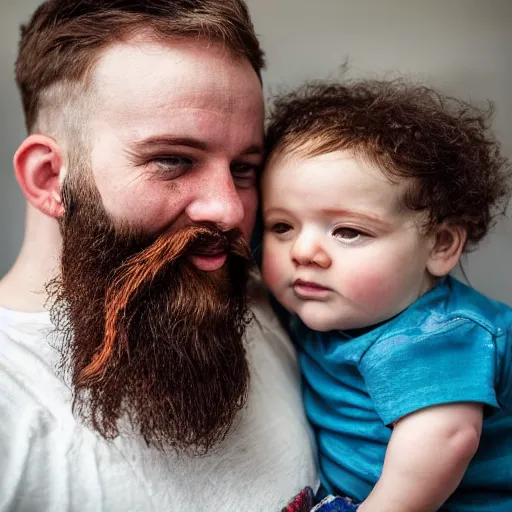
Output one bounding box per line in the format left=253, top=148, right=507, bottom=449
left=265, top=79, right=511, bottom=250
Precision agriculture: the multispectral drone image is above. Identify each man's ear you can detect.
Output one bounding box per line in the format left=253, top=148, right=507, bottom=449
left=426, top=223, right=467, bottom=277
left=13, top=134, right=65, bottom=218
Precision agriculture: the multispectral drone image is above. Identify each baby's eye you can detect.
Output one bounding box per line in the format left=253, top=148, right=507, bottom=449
left=332, top=227, right=363, bottom=243
left=271, top=222, right=292, bottom=234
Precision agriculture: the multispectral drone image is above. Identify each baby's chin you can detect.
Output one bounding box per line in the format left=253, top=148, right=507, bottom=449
left=298, top=310, right=376, bottom=333
left=296, top=311, right=345, bottom=332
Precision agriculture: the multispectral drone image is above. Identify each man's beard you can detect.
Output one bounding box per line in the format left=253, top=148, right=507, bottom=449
left=47, top=172, right=254, bottom=454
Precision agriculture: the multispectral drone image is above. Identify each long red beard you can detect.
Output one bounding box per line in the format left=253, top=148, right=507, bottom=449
left=47, top=174, right=254, bottom=453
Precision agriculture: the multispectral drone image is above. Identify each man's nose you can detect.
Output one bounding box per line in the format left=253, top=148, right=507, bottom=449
left=185, top=167, right=244, bottom=231
left=290, top=230, right=331, bottom=269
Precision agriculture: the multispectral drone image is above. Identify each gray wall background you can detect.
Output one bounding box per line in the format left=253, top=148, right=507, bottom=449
left=1, top=0, right=511, bottom=304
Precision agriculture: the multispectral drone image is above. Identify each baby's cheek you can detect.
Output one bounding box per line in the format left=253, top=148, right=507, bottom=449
left=342, top=266, right=401, bottom=315
left=261, top=245, right=285, bottom=296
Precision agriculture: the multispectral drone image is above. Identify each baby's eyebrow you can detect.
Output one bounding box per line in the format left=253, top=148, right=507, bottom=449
left=320, top=208, right=379, bottom=221
left=262, top=206, right=290, bottom=215
left=319, top=208, right=393, bottom=227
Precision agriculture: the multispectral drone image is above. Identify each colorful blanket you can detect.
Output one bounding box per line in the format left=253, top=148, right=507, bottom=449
left=282, top=487, right=359, bottom=512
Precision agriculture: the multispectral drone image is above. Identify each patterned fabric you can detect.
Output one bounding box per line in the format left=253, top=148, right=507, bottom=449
left=282, top=488, right=358, bottom=512
left=311, top=495, right=359, bottom=512
left=281, top=486, right=315, bottom=512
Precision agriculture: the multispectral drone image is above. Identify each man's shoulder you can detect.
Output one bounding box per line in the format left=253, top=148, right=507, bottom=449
left=0, top=309, right=68, bottom=428
left=0, top=308, right=55, bottom=376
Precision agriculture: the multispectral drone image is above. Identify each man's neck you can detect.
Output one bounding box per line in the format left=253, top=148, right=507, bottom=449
left=0, top=204, right=61, bottom=312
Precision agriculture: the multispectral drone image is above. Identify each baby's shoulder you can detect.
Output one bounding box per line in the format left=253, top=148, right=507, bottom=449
left=445, top=278, right=512, bottom=334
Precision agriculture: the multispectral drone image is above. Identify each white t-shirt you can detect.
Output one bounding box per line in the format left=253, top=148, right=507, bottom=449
left=0, top=282, right=318, bottom=511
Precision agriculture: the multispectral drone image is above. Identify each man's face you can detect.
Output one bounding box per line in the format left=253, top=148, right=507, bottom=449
left=86, top=36, right=264, bottom=267
left=48, top=37, right=264, bottom=453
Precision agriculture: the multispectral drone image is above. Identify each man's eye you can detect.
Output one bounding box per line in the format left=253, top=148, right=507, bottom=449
left=153, top=156, right=193, bottom=178
left=231, top=163, right=258, bottom=188
left=271, top=222, right=292, bottom=234
left=332, top=227, right=363, bottom=243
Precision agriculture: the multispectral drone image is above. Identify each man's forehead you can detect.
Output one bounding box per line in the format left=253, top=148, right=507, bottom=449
left=92, top=36, right=261, bottom=111
left=87, top=36, right=263, bottom=155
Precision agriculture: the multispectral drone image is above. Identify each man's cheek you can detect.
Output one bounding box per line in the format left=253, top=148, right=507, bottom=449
left=97, top=186, right=171, bottom=233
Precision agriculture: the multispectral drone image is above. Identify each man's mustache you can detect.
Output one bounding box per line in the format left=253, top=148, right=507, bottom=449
left=188, top=224, right=242, bottom=256
left=79, top=224, right=250, bottom=385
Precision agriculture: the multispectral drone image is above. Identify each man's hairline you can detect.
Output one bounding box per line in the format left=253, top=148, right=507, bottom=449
left=32, top=31, right=260, bottom=149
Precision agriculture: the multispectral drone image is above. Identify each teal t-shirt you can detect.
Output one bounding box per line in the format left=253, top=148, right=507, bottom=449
left=292, top=276, right=512, bottom=511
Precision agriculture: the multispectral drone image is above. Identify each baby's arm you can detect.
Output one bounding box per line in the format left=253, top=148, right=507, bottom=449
left=357, top=402, right=483, bottom=512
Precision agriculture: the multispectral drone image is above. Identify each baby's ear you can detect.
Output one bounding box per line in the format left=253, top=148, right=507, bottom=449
left=426, top=223, right=467, bottom=277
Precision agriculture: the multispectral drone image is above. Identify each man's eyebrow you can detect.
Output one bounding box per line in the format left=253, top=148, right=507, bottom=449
left=131, top=136, right=209, bottom=152
left=240, top=144, right=264, bottom=157
left=130, top=136, right=263, bottom=156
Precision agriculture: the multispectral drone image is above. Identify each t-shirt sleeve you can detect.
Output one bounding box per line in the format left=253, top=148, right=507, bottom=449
left=359, top=318, right=499, bottom=426
left=495, top=324, right=512, bottom=411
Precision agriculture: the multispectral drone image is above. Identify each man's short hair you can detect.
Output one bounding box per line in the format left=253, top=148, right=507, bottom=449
left=16, top=0, right=265, bottom=133
left=265, top=79, right=511, bottom=250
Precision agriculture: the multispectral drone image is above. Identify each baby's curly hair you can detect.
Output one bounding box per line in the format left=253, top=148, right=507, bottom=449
left=265, top=79, right=511, bottom=250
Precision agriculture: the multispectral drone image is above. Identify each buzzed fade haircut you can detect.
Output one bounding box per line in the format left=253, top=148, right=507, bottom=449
left=15, top=0, right=265, bottom=134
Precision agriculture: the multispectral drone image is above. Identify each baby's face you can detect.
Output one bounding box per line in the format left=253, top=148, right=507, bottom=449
left=261, top=149, right=437, bottom=331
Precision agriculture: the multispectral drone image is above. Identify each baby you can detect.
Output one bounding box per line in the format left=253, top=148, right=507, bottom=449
left=262, top=80, right=512, bottom=512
